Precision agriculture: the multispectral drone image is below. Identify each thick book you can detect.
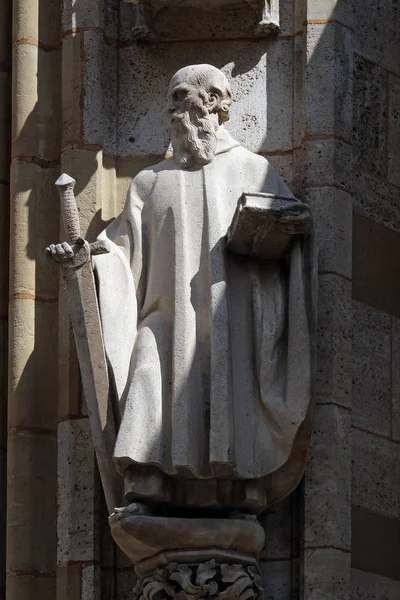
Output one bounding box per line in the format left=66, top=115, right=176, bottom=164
left=226, top=193, right=312, bottom=260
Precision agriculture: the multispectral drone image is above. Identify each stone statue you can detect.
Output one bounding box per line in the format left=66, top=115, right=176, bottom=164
left=47, top=64, right=316, bottom=592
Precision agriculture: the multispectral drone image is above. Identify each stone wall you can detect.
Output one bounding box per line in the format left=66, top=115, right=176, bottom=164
left=1, top=0, right=400, bottom=599
left=351, top=0, right=400, bottom=596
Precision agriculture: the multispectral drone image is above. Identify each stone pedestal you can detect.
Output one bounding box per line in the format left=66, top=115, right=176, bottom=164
left=109, top=510, right=265, bottom=599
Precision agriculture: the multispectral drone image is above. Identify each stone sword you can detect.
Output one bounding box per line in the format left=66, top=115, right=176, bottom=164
left=50, top=173, right=122, bottom=514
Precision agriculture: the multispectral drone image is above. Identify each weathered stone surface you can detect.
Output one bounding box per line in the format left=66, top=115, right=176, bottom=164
left=306, top=0, right=353, bottom=28
left=305, top=23, right=353, bottom=140
left=57, top=418, right=99, bottom=564
left=392, top=317, right=400, bottom=442
left=7, top=574, right=56, bottom=600
left=353, top=54, right=386, bottom=177
left=351, top=569, right=400, bottom=599
left=316, top=275, right=351, bottom=406
left=110, top=511, right=265, bottom=571
left=62, top=33, right=82, bottom=145
left=10, top=162, right=60, bottom=300
left=305, top=404, right=351, bottom=550
left=353, top=214, right=400, bottom=317
left=352, top=428, right=400, bottom=518
left=265, top=39, right=293, bottom=152
left=13, top=0, right=60, bottom=48
left=0, top=185, right=9, bottom=317
left=352, top=300, right=390, bottom=436
left=388, top=73, right=400, bottom=187
left=62, top=0, right=104, bottom=31
left=305, top=138, right=352, bottom=189
left=0, top=72, right=11, bottom=183
left=260, top=496, right=292, bottom=561
left=352, top=169, right=400, bottom=233
left=81, top=564, right=101, bottom=600
left=12, top=44, right=61, bottom=161
left=7, top=430, right=57, bottom=574
left=352, top=506, right=400, bottom=581
left=56, top=564, right=82, bottom=600
left=303, top=548, right=350, bottom=600
left=8, top=299, right=58, bottom=430
left=260, top=560, right=293, bottom=600
left=305, top=187, right=352, bottom=278
left=267, top=154, right=293, bottom=188
left=117, top=43, right=271, bottom=155
left=116, top=569, right=138, bottom=600
left=135, top=560, right=263, bottom=600
left=355, top=0, right=400, bottom=76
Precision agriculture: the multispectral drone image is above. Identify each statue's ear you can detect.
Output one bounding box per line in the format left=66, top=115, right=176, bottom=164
left=206, top=88, right=221, bottom=113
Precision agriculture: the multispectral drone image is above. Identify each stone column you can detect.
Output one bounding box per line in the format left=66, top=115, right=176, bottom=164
left=296, top=1, right=354, bottom=598
left=7, top=0, right=62, bottom=598
left=0, top=1, right=12, bottom=596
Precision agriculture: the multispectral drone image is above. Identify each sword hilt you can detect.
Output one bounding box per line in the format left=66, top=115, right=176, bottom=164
left=55, top=173, right=81, bottom=245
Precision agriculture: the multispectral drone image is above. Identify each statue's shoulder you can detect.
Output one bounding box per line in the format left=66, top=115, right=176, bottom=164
left=130, top=157, right=175, bottom=201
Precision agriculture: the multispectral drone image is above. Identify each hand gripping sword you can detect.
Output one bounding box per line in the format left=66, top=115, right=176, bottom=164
left=52, top=174, right=122, bottom=514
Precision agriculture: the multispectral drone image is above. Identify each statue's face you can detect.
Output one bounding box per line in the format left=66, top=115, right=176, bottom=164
left=167, top=81, right=206, bottom=123
left=166, top=77, right=218, bottom=169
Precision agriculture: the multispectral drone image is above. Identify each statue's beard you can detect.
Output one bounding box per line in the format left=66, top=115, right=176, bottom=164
left=171, top=108, right=218, bottom=169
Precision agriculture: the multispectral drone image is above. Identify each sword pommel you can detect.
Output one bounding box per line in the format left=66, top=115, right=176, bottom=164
left=56, top=173, right=80, bottom=245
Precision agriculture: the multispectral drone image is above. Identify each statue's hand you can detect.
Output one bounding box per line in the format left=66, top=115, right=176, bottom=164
left=275, top=210, right=312, bottom=236
left=46, top=238, right=91, bottom=268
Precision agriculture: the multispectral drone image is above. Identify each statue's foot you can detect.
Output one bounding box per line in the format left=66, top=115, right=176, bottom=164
left=229, top=510, right=258, bottom=522
left=112, top=502, right=154, bottom=517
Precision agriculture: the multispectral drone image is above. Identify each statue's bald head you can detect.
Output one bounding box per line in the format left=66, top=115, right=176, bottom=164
left=168, top=64, right=232, bottom=123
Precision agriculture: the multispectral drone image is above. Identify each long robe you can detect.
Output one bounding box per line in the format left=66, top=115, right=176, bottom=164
left=94, top=128, right=316, bottom=511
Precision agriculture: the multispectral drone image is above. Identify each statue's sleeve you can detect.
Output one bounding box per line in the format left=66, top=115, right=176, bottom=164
left=93, top=181, right=144, bottom=412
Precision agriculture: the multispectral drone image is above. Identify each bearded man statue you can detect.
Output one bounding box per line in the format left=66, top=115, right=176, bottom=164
left=92, top=64, right=316, bottom=517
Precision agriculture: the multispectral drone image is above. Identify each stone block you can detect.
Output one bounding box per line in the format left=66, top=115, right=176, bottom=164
left=60, top=148, right=103, bottom=238
left=305, top=404, right=351, bottom=550
left=353, top=54, right=386, bottom=177
left=305, top=138, right=352, bottom=190
left=13, top=0, right=60, bottom=49
left=62, top=0, right=104, bottom=31
left=10, top=162, right=60, bottom=300
left=0, top=72, right=11, bottom=182
left=352, top=300, right=390, bottom=436
left=81, top=564, right=101, bottom=600
left=352, top=428, right=400, bottom=518
left=8, top=298, right=59, bottom=431
left=0, top=185, right=9, bottom=317
left=12, top=44, right=61, bottom=162
left=57, top=418, right=99, bottom=564
left=353, top=214, right=400, bottom=318
left=267, top=153, right=293, bottom=188
left=117, top=41, right=270, bottom=156
left=306, top=0, right=353, bottom=29
left=260, top=559, right=293, bottom=600
left=351, top=569, right=400, bottom=599
left=0, top=0, right=11, bottom=66
left=355, top=0, right=400, bottom=76
left=265, top=39, right=293, bottom=153
left=62, top=33, right=82, bottom=145
left=392, top=317, right=400, bottom=442
left=352, top=506, right=400, bottom=581
left=6, top=574, right=56, bottom=600
left=56, top=564, right=81, bottom=600
left=305, top=187, right=352, bottom=278
left=7, top=430, right=57, bottom=574
left=260, top=495, right=292, bottom=561
left=83, top=31, right=118, bottom=153
left=115, top=568, right=137, bottom=600
left=303, top=548, right=351, bottom=600
left=352, top=169, right=400, bottom=233
left=315, top=275, right=352, bottom=406
left=305, top=23, right=353, bottom=140
left=388, top=74, right=400, bottom=188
